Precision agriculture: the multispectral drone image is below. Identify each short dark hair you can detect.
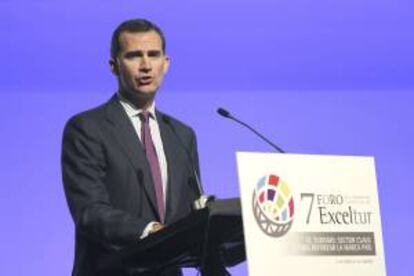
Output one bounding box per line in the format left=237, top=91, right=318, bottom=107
left=110, top=18, right=166, bottom=59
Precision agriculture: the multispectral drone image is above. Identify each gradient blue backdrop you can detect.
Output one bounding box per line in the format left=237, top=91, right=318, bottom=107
left=1, top=1, right=413, bottom=275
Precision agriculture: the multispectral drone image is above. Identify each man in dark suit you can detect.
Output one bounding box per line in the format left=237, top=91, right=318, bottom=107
left=62, top=19, right=201, bottom=276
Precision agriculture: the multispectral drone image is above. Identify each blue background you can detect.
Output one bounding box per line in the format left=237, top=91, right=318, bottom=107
left=1, top=1, right=413, bottom=275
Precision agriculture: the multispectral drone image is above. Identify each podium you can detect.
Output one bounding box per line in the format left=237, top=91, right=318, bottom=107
left=98, top=198, right=245, bottom=276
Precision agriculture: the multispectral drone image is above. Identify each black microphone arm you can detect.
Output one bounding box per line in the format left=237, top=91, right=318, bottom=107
left=162, top=115, right=214, bottom=209
left=217, top=107, right=286, bottom=153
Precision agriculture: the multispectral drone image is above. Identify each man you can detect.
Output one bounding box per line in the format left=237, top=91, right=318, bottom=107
left=62, top=19, right=201, bottom=276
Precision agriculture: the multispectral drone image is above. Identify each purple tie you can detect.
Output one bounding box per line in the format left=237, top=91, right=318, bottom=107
left=140, top=111, right=165, bottom=223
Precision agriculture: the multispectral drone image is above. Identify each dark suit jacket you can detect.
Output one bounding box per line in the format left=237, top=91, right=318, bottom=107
left=61, top=95, right=201, bottom=276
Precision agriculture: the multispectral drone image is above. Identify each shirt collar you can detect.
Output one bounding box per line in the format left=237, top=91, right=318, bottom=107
left=117, top=93, right=157, bottom=120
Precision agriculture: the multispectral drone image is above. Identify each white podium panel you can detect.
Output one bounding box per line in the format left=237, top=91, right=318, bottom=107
left=236, top=152, right=386, bottom=276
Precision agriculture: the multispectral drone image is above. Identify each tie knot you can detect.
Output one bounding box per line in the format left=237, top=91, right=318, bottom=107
left=140, top=111, right=151, bottom=123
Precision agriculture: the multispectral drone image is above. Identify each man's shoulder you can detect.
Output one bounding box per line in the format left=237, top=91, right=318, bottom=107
left=65, top=96, right=116, bottom=125
left=62, top=96, right=119, bottom=138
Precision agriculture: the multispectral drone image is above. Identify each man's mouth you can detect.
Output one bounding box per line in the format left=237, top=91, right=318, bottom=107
left=138, top=76, right=152, bottom=85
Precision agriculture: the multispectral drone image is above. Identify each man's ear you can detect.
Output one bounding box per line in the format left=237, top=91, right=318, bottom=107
left=163, top=55, right=170, bottom=74
left=109, top=58, right=119, bottom=76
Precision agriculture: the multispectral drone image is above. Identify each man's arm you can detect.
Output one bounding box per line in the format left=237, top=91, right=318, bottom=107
left=61, top=116, right=147, bottom=249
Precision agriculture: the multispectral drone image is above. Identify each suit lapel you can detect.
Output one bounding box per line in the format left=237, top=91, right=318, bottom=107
left=104, top=95, right=159, bottom=219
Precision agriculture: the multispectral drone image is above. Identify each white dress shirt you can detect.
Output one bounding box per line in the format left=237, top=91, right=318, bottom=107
left=118, top=94, right=169, bottom=204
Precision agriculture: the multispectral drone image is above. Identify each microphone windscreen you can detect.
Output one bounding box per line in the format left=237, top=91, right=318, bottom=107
left=217, top=107, right=231, bottom=118
left=161, top=114, right=171, bottom=124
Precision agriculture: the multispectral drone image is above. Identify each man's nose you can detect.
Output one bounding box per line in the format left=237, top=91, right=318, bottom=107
left=139, top=56, right=151, bottom=71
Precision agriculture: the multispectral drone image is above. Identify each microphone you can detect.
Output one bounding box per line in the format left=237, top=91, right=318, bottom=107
left=217, top=107, right=286, bottom=153
left=161, top=115, right=214, bottom=210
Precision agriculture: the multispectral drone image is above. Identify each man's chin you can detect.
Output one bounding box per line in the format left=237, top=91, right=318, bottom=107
left=121, top=90, right=156, bottom=107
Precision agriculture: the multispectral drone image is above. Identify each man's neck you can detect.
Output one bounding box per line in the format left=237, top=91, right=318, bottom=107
left=118, top=90, right=155, bottom=111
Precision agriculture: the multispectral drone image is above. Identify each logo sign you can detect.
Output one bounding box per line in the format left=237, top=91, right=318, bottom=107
left=237, top=152, right=386, bottom=276
left=252, top=174, right=294, bottom=237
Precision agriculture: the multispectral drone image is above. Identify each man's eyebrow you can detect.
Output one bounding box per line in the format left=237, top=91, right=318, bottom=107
left=148, top=50, right=162, bottom=57
left=124, top=50, right=143, bottom=58
left=123, top=50, right=163, bottom=58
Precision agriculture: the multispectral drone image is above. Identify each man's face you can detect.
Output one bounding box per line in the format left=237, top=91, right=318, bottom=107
left=111, top=31, right=169, bottom=105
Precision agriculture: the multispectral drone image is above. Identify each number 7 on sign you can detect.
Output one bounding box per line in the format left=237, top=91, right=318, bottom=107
left=301, top=193, right=315, bottom=224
